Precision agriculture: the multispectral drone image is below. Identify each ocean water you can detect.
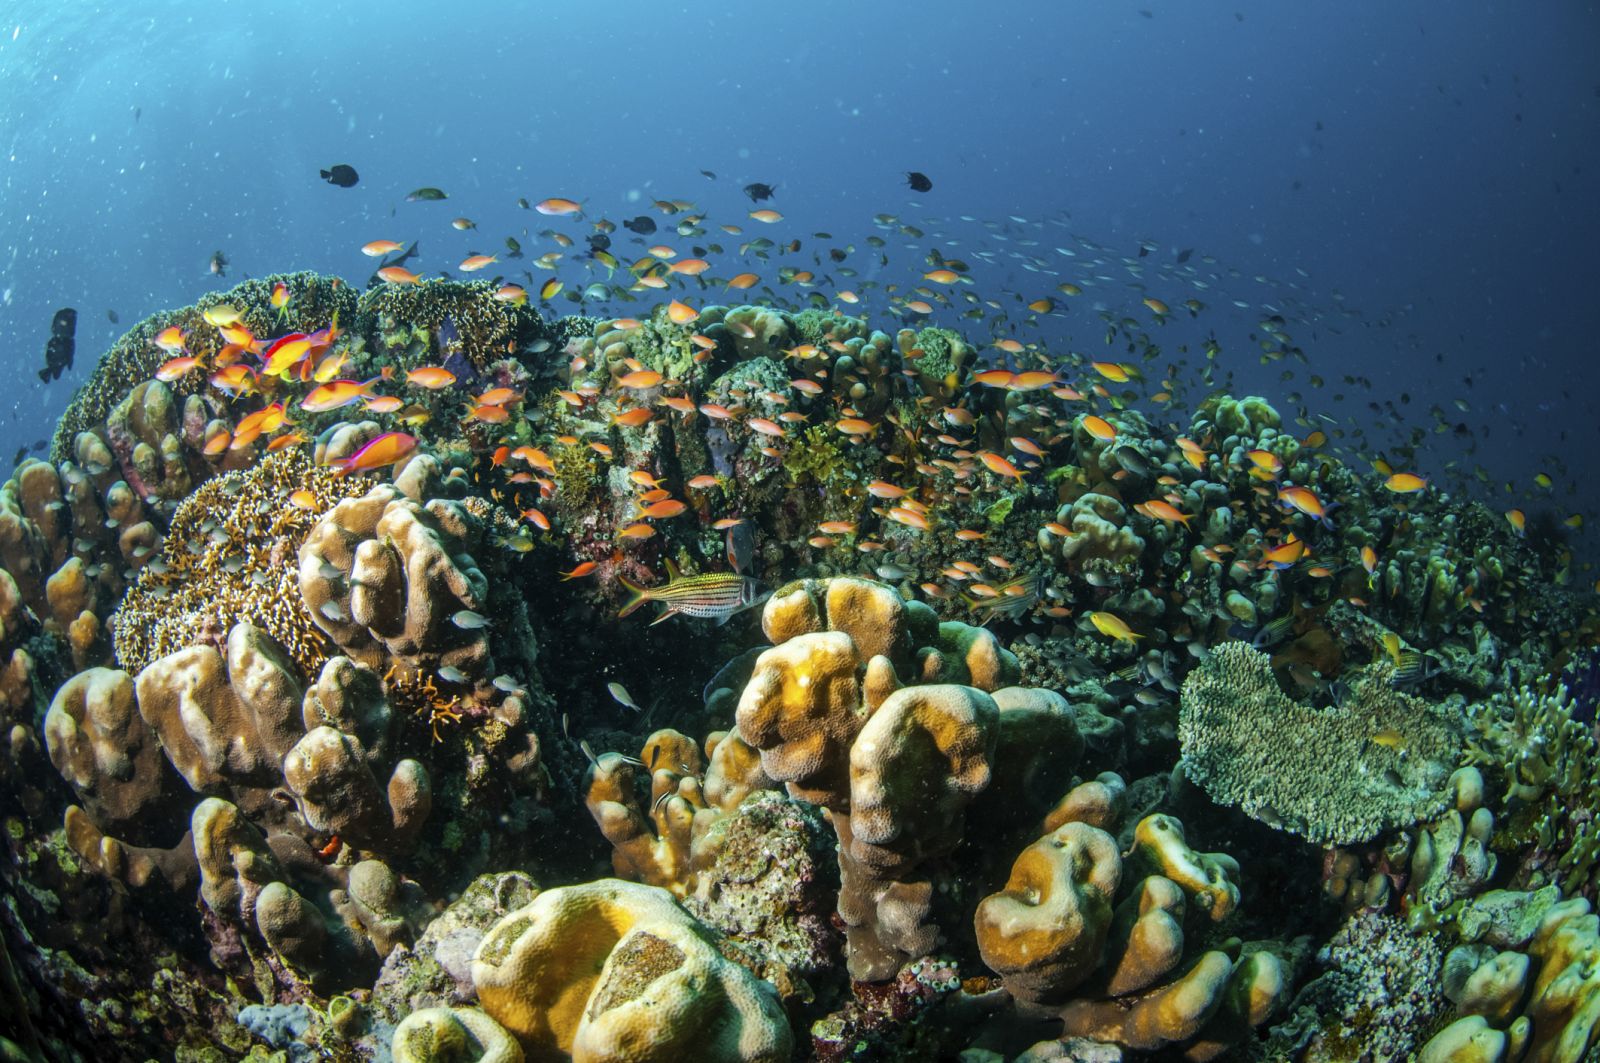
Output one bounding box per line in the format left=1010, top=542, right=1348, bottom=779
left=0, top=2, right=1598, bottom=1060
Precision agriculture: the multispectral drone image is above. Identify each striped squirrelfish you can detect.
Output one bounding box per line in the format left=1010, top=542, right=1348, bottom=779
left=962, top=573, right=1040, bottom=626
left=617, top=559, right=767, bottom=626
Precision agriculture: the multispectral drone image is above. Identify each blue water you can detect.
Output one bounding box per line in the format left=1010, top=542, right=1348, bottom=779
left=1, top=1, right=1596, bottom=548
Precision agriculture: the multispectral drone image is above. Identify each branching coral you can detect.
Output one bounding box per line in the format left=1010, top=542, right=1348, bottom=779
left=110, top=449, right=369, bottom=678
left=1463, top=680, right=1600, bottom=895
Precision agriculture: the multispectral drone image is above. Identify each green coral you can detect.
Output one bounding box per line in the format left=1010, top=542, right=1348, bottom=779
left=1197, top=393, right=1281, bottom=438
left=354, top=279, right=543, bottom=371
left=901, top=326, right=969, bottom=391
left=1178, top=642, right=1463, bottom=845
left=983, top=493, right=1017, bottom=528
left=551, top=445, right=599, bottom=514
left=783, top=425, right=846, bottom=489
left=1464, top=680, right=1600, bottom=895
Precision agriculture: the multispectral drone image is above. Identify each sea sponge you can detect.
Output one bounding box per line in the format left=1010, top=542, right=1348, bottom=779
left=1178, top=641, right=1461, bottom=845
left=471, top=878, right=791, bottom=1062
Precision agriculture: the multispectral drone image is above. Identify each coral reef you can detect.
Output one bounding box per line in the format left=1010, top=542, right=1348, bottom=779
left=4, top=276, right=1600, bottom=1062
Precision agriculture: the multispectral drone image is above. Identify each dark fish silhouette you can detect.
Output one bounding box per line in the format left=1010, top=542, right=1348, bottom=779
left=623, top=215, right=657, bottom=235
left=107, top=309, right=119, bottom=323
left=30, top=439, right=45, bottom=452
left=699, top=169, right=717, bottom=179
left=504, top=236, right=524, bottom=259
left=11, top=447, right=23, bottom=467
left=905, top=171, right=933, bottom=192
left=587, top=233, right=611, bottom=254
left=1176, top=248, right=1194, bottom=264
left=209, top=250, right=228, bottom=277
left=320, top=164, right=359, bottom=188
left=38, top=308, right=76, bottom=383
left=407, top=187, right=448, bottom=202
left=743, top=182, right=776, bottom=203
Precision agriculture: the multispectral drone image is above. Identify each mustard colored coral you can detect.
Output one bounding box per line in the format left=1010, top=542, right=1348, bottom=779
left=471, top=878, right=791, bottom=1062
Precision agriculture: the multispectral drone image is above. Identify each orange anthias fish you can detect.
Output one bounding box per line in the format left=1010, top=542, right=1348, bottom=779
left=156, top=355, right=206, bottom=382
left=1384, top=473, right=1428, bottom=493
left=407, top=366, right=457, bottom=389
left=262, top=333, right=314, bottom=377
left=534, top=197, right=583, bottom=216
left=1142, top=499, right=1192, bottom=527
left=1278, top=486, right=1334, bottom=528
left=1081, top=415, right=1117, bottom=442
left=329, top=431, right=417, bottom=476
left=153, top=326, right=188, bottom=354
left=377, top=266, right=422, bottom=285
left=1261, top=535, right=1307, bottom=571
left=300, top=376, right=385, bottom=413
left=978, top=452, right=1024, bottom=480
left=1245, top=450, right=1284, bottom=478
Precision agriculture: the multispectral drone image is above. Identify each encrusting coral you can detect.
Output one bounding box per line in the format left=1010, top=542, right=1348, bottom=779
left=1178, top=640, right=1463, bottom=845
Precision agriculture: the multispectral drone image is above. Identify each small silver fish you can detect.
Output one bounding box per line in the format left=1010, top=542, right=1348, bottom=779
left=492, top=674, right=525, bottom=694
left=319, top=600, right=347, bottom=622
left=437, top=665, right=468, bottom=684
left=607, top=682, right=642, bottom=713
left=452, top=609, right=489, bottom=630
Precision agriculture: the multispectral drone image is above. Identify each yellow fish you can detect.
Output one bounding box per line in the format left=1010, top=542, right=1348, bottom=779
left=1088, top=611, right=1142, bottom=643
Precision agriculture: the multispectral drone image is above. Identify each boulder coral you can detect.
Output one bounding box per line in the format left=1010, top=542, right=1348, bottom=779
left=299, top=483, right=494, bottom=692
left=471, top=878, right=792, bottom=1062
left=976, top=786, right=1283, bottom=1059
left=733, top=576, right=1060, bottom=980
left=48, top=622, right=444, bottom=989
